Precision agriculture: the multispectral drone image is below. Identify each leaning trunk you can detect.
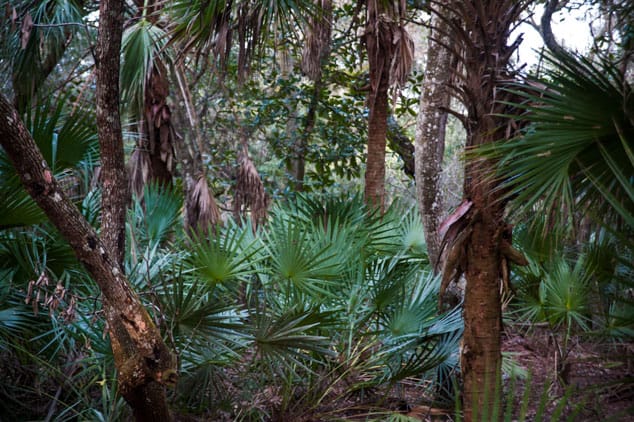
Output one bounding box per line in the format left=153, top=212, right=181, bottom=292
left=0, top=93, right=177, bottom=421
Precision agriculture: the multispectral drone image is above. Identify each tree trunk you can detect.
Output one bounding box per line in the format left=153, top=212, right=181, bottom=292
left=415, top=10, right=454, bottom=267
left=94, top=1, right=175, bottom=419
left=95, top=0, right=129, bottom=267
left=438, top=2, right=528, bottom=420
left=0, top=93, right=176, bottom=421
left=364, top=2, right=394, bottom=210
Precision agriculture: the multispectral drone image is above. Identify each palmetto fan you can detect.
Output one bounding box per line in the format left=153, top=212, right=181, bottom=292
left=490, top=52, right=633, bottom=231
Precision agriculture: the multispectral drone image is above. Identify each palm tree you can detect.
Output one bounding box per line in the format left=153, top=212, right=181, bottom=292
left=363, top=0, right=413, bottom=210
left=427, top=1, right=529, bottom=419
left=0, top=0, right=90, bottom=112
left=486, top=51, right=634, bottom=335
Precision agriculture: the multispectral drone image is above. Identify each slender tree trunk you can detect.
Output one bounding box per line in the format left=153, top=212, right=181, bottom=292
left=365, top=80, right=389, bottom=210
left=95, top=0, right=129, bottom=267
left=290, top=76, right=323, bottom=191
left=0, top=93, right=176, bottom=421
left=363, top=0, right=412, bottom=210
left=415, top=10, right=454, bottom=267
left=364, top=1, right=394, bottom=210
left=94, top=1, right=175, bottom=419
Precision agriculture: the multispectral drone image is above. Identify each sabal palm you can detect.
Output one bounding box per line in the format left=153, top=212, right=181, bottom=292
left=490, top=51, right=634, bottom=340
left=491, top=52, right=633, bottom=232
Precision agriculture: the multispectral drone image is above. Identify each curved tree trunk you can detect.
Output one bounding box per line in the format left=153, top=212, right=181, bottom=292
left=0, top=93, right=176, bottom=421
left=415, top=9, right=454, bottom=268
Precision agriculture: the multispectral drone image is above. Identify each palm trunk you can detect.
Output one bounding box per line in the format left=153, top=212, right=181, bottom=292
left=364, top=2, right=394, bottom=210
left=364, top=75, right=390, bottom=210
left=437, top=1, right=528, bottom=420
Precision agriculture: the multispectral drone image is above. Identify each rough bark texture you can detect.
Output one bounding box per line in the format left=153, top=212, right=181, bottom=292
left=414, top=9, right=454, bottom=268
left=364, top=1, right=394, bottom=210
left=95, top=0, right=129, bottom=267
left=0, top=93, right=176, bottom=421
left=437, top=1, right=527, bottom=420
left=94, top=1, right=175, bottom=419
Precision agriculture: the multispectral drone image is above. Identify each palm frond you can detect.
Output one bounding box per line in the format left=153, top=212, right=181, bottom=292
left=486, top=52, right=633, bottom=231
left=158, top=276, right=248, bottom=364
left=188, top=220, right=263, bottom=288
left=264, top=216, right=342, bottom=300
left=132, top=182, right=183, bottom=246
left=120, top=19, right=169, bottom=114
left=168, top=0, right=314, bottom=78
left=251, top=305, right=334, bottom=376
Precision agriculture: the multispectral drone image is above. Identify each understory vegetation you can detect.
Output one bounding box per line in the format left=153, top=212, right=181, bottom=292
left=0, top=0, right=632, bottom=421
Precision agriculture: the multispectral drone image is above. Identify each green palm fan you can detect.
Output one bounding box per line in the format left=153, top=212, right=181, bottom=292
left=120, top=18, right=169, bottom=114
left=489, top=52, right=633, bottom=231
left=0, top=94, right=98, bottom=228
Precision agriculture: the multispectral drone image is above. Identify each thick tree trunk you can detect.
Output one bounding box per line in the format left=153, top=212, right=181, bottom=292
left=438, top=2, right=527, bottom=420
left=0, top=93, right=176, bottom=421
left=415, top=11, right=454, bottom=267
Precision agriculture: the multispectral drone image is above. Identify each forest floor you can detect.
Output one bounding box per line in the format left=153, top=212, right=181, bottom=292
left=180, top=324, right=634, bottom=421
left=399, top=324, right=634, bottom=422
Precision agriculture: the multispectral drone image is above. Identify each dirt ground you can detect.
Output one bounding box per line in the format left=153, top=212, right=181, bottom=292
left=402, top=325, right=634, bottom=422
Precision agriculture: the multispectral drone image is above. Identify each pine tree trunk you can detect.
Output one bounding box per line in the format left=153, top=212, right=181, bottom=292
left=415, top=10, right=454, bottom=267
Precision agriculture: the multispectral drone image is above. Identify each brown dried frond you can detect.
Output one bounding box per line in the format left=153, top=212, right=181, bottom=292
left=389, top=25, right=414, bottom=88
left=128, top=146, right=151, bottom=199
left=301, top=0, right=332, bottom=80
left=186, top=175, right=221, bottom=234
left=234, top=142, right=269, bottom=228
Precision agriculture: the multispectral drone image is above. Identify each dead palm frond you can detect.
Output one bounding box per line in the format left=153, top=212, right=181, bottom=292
left=234, top=140, right=269, bottom=228
left=128, top=147, right=152, bottom=200
left=301, top=0, right=332, bottom=81
left=186, top=175, right=221, bottom=234
left=168, top=0, right=314, bottom=80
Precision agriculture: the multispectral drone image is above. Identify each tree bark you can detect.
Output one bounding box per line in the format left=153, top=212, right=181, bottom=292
left=438, top=1, right=527, bottom=420
left=415, top=10, right=455, bottom=268
left=364, top=2, right=395, bottom=210
left=95, top=0, right=129, bottom=267
left=0, top=93, right=176, bottom=421
left=387, top=115, right=415, bottom=178
left=95, top=1, right=176, bottom=419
